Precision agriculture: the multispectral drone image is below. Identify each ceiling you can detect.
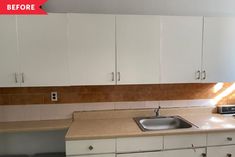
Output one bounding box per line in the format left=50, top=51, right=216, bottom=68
left=43, top=0, right=235, bottom=16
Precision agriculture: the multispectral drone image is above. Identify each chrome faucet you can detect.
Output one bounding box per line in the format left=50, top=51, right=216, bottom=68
left=154, top=106, right=161, bottom=117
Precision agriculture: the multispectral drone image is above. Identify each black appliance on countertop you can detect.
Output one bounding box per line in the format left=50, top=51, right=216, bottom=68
left=218, top=105, right=235, bottom=114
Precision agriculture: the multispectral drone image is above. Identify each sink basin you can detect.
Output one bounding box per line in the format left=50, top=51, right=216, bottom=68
left=134, top=116, right=195, bottom=131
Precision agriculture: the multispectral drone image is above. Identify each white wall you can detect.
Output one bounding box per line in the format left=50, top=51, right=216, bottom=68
left=44, top=0, right=235, bottom=16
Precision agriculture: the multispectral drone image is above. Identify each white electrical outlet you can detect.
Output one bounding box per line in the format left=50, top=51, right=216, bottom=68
left=51, top=92, right=58, bottom=102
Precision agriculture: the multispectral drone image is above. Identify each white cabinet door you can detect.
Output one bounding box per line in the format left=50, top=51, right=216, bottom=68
left=68, top=14, right=116, bottom=85
left=203, top=17, right=235, bottom=82
left=117, top=148, right=205, bottom=157
left=116, top=15, right=161, bottom=84
left=160, top=16, right=203, bottom=83
left=0, top=16, right=20, bottom=87
left=207, top=145, right=235, bottom=157
left=17, top=14, right=69, bottom=87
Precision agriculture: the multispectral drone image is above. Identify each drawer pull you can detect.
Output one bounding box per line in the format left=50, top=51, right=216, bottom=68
left=227, top=137, right=233, bottom=141
left=88, top=145, right=94, bottom=151
left=202, top=153, right=206, bottom=157
left=227, top=153, right=232, bottom=157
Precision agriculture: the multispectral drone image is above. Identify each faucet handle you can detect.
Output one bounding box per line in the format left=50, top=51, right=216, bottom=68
left=154, top=106, right=161, bottom=116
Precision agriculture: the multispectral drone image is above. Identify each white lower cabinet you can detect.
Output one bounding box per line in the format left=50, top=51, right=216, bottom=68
left=207, top=145, right=235, bottom=157
left=72, top=154, right=115, bottom=157
left=66, top=132, right=235, bottom=157
left=117, top=148, right=205, bottom=157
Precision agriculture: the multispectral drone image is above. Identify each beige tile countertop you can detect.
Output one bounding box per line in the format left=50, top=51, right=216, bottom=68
left=0, top=119, right=72, bottom=133
left=66, top=107, right=235, bottom=140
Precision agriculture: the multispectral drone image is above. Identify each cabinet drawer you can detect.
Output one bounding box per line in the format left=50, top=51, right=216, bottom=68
left=117, top=151, right=163, bottom=157
left=71, top=154, right=115, bottom=157
left=117, top=148, right=205, bottom=157
left=207, top=145, right=235, bottom=157
left=164, top=134, right=207, bottom=149
left=116, top=136, right=163, bottom=153
left=163, top=148, right=206, bottom=157
left=66, top=139, right=115, bottom=155
left=208, top=132, right=235, bottom=146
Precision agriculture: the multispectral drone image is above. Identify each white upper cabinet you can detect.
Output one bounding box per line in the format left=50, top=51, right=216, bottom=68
left=160, top=16, right=203, bottom=83
left=68, top=14, right=116, bottom=85
left=116, top=15, right=161, bottom=84
left=3, top=14, right=235, bottom=87
left=0, top=16, right=20, bottom=87
left=203, top=17, right=235, bottom=83
left=17, top=14, right=69, bottom=87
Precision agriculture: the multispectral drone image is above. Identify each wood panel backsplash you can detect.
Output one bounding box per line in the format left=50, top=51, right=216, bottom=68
left=0, top=83, right=235, bottom=105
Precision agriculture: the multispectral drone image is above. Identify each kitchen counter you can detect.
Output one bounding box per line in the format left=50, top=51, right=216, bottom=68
left=0, top=119, right=72, bottom=133
left=66, top=107, right=235, bottom=140
left=2, top=107, right=235, bottom=138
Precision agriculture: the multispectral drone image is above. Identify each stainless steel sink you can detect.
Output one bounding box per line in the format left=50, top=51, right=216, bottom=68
left=134, top=116, right=195, bottom=131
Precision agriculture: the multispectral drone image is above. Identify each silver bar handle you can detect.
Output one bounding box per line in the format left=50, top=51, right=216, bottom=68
left=111, top=72, right=115, bottom=81
left=14, top=73, right=18, bottom=83
left=21, top=73, right=24, bottom=83
left=191, top=144, right=196, bottom=152
left=202, top=70, right=206, bottom=80
left=196, top=70, right=200, bottom=80
left=118, top=72, right=121, bottom=81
